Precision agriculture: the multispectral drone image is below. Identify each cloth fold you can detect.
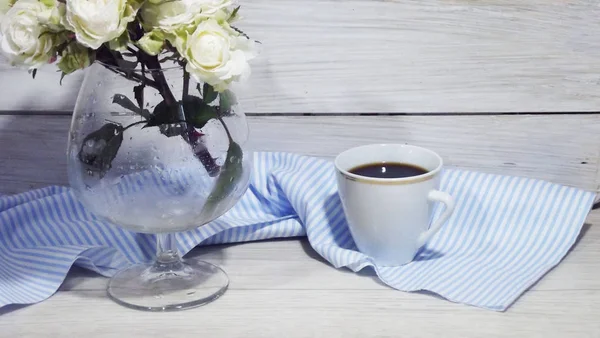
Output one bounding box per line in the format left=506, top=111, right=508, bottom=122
left=0, top=152, right=595, bottom=311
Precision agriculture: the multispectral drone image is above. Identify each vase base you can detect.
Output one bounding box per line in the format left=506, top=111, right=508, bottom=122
left=107, top=258, right=229, bottom=312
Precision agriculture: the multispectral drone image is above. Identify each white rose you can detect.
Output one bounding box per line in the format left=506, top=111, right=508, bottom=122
left=197, top=0, right=232, bottom=19
left=65, top=0, right=141, bottom=49
left=140, top=0, right=200, bottom=32
left=141, top=0, right=230, bottom=33
left=180, top=18, right=256, bottom=92
left=0, top=0, right=55, bottom=68
left=37, top=0, right=66, bottom=32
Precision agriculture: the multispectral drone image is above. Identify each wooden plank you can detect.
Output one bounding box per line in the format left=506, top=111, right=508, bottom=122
left=0, top=114, right=598, bottom=195
left=3, top=289, right=600, bottom=337
left=56, top=211, right=600, bottom=294
left=0, top=64, right=82, bottom=113
left=248, top=115, right=600, bottom=191
left=1, top=0, right=600, bottom=113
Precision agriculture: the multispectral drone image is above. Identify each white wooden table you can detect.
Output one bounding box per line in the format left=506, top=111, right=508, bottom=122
left=1, top=115, right=599, bottom=337
left=1, top=0, right=600, bottom=336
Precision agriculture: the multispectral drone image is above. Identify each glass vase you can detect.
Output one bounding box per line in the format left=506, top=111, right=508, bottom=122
left=66, top=62, right=252, bottom=311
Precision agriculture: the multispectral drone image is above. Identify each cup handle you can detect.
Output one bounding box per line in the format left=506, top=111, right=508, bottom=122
left=416, top=190, right=455, bottom=248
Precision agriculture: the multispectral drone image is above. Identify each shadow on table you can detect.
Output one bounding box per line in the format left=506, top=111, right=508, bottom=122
left=59, top=266, right=108, bottom=292
left=64, top=246, right=227, bottom=300
left=298, top=238, right=390, bottom=288
left=0, top=304, right=29, bottom=316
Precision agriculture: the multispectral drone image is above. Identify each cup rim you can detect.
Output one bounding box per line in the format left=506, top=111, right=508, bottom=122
left=334, top=143, right=443, bottom=184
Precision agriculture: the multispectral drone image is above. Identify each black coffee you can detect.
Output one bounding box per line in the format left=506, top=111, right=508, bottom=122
left=349, top=162, right=428, bottom=179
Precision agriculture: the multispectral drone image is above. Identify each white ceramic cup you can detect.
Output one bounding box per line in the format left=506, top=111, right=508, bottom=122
left=334, top=144, right=455, bottom=266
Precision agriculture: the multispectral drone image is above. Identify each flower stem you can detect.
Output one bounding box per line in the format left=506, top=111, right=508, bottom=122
left=122, top=120, right=148, bottom=132
left=142, top=55, right=177, bottom=105
left=182, top=68, right=190, bottom=101
left=217, top=116, right=233, bottom=143
left=100, top=63, right=159, bottom=89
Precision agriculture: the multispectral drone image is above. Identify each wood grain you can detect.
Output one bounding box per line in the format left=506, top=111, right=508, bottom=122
left=0, top=111, right=599, bottom=336
left=1, top=0, right=600, bottom=113
left=4, top=212, right=598, bottom=337
left=56, top=211, right=600, bottom=294
left=3, top=290, right=600, bottom=338
left=0, top=114, right=597, bottom=195
left=0, top=64, right=82, bottom=114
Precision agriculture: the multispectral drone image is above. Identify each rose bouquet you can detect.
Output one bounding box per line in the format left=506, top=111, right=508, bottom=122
left=1, top=0, right=260, bottom=311
left=0, top=0, right=256, bottom=89
left=0, top=0, right=258, bottom=177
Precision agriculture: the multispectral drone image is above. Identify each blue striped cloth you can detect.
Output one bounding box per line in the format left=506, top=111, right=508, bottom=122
left=0, top=152, right=595, bottom=311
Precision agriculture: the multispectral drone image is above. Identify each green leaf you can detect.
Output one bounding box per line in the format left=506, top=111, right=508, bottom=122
left=78, top=122, right=124, bottom=177
left=228, top=5, right=240, bottom=21
left=182, top=95, right=218, bottom=129
left=200, top=83, right=218, bottom=103
left=134, top=84, right=144, bottom=113
left=55, top=40, right=71, bottom=56
left=143, top=97, right=219, bottom=137
left=112, top=94, right=141, bottom=112
left=143, top=101, right=187, bottom=137
left=202, top=141, right=243, bottom=215
left=142, top=98, right=217, bottom=138
left=112, top=94, right=150, bottom=119
left=219, top=89, right=237, bottom=115
left=108, top=31, right=131, bottom=52
left=144, top=100, right=181, bottom=127
left=38, top=31, right=52, bottom=39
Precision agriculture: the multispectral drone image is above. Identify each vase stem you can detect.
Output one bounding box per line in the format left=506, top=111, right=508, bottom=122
left=155, top=233, right=182, bottom=267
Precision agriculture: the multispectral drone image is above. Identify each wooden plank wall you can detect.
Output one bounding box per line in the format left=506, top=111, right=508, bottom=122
left=1, top=114, right=598, bottom=195
left=0, top=0, right=598, bottom=194
left=1, top=0, right=599, bottom=113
